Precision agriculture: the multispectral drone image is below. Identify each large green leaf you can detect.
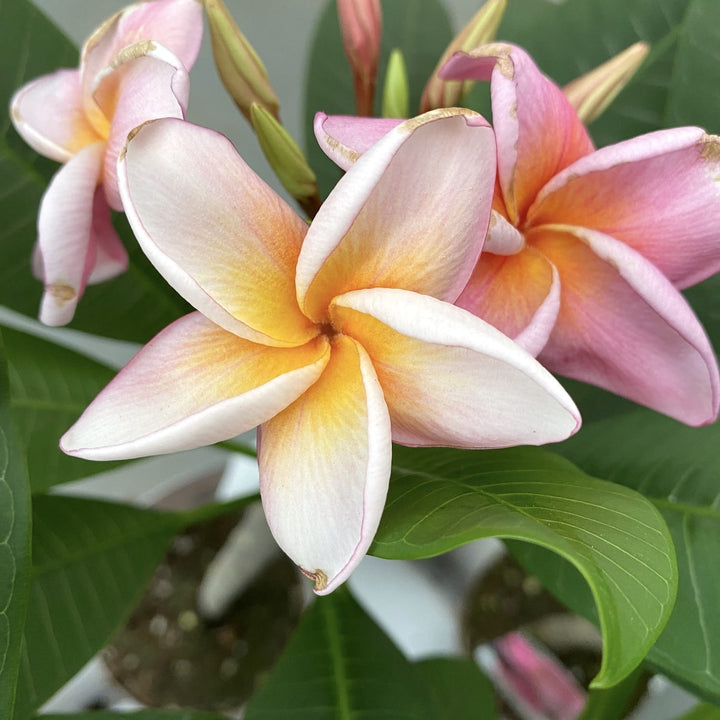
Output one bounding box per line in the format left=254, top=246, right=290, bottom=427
left=2, top=326, right=127, bottom=493
left=371, top=445, right=677, bottom=688
left=303, top=0, right=452, bottom=197
left=542, top=412, right=720, bottom=701
left=13, top=495, right=252, bottom=720
left=416, top=657, right=497, bottom=720
left=497, top=0, right=720, bottom=146
left=0, top=330, right=32, bottom=719
left=245, top=586, right=434, bottom=720
left=0, top=0, right=188, bottom=343
left=40, top=712, right=227, bottom=720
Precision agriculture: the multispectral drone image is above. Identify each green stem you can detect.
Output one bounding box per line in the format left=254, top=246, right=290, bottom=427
left=580, top=665, right=646, bottom=720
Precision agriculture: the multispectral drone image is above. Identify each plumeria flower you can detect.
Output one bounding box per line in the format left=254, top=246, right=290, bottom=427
left=61, top=111, right=580, bottom=593
left=10, top=0, right=202, bottom=325
left=315, top=43, right=720, bottom=426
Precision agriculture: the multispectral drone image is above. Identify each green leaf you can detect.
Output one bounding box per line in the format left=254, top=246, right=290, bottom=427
left=245, top=586, right=433, bottom=720
left=2, top=326, right=128, bottom=493
left=12, top=495, right=252, bottom=720
left=371, top=445, right=677, bottom=688
left=548, top=411, right=720, bottom=701
left=0, top=330, right=32, bottom=718
left=303, top=0, right=452, bottom=197
left=39, top=712, right=227, bottom=720
left=416, top=657, right=497, bottom=720
left=0, top=1, right=188, bottom=344
left=675, top=704, right=720, bottom=720
left=663, top=0, right=720, bottom=128
left=497, top=0, right=720, bottom=146
left=13, top=496, right=181, bottom=720
left=685, top=273, right=720, bottom=354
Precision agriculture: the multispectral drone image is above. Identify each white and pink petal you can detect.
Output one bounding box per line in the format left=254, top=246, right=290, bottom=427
left=534, top=225, right=720, bottom=426
left=80, top=0, right=202, bottom=102
left=118, top=118, right=317, bottom=347
left=258, top=334, right=391, bottom=594
left=313, top=112, right=403, bottom=170
left=86, top=189, right=128, bottom=284
left=36, top=142, right=105, bottom=326
left=330, top=287, right=580, bottom=448
left=94, top=41, right=191, bottom=209
left=61, top=314, right=331, bottom=460
left=10, top=69, right=102, bottom=162
left=297, top=109, right=496, bottom=321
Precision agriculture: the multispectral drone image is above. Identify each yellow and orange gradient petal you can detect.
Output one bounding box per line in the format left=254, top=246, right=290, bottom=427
left=259, top=334, right=391, bottom=594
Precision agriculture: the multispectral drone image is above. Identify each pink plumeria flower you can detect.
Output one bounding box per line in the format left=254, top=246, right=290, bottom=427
left=61, top=111, right=580, bottom=594
left=315, top=43, right=720, bottom=426
left=483, top=633, right=586, bottom=720
left=10, top=0, right=202, bottom=326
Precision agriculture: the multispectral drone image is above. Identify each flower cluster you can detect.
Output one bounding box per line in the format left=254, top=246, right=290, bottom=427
left=10, top=0, right=202, bottom=325
left=10, top=0, right=720, bottom=593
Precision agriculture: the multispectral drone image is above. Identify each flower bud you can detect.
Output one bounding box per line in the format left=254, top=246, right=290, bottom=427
left=250, top=103, right=321, bottom=217
left=205, top=0, right=280, bottom=121
left=337, top=0, right=382, bottom=116
left=381, top=49, right=409, bottom=118
left=421, top=0, right=506, bottom=112
left=563, top=42, right=649, bottom=124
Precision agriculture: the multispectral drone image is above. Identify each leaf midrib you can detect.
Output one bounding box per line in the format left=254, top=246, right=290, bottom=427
left=321, top=597, right=352, bottom=720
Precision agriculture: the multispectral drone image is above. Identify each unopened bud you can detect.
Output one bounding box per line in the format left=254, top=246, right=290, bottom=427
left=205, top=0, right=280, bottom=121
left=382, top=49, right=409, bottom=118
left=337, top=0, right=382, bottom=116
left=421, top=0, right=506, bottom=112
left=250, top=103, right=321, bottom=218
left=564, top=42, right=649, bottom=124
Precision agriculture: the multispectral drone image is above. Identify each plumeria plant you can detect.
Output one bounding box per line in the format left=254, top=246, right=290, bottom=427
left=1, top=0, right=720, bottom=718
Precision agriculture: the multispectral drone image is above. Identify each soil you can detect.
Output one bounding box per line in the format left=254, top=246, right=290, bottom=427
left=104, top=510, right=304, bottom=713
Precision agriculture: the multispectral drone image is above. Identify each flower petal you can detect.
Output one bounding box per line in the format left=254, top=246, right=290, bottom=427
left=534, top=225, right=720, bottom=425
left=455, top=246, right=560, bottom=357
left=529, top=128, right=720, bottom=289
left=483, top=209, right=525, bottom=255
left=118, top=118, right=317, bottom=347
left=10, top=69, right=102, bottom=162
left=298, top=109, right=496, bottom=322
left=81, top=0, right=202, bottom=126
left=86, top=190, right=128, bottom=284
left=441, top=43, right=594, bottom=224
left=258, top=334, right=391, bottom=594
left=36, top=142, right=105, bottom=326
left=61, top=313, right=331, bottom=460
left=313, top=112, right=403, bottom=170
left=94, top=42, right=191, bottom=210
left=330, top=288, right=580, bottom=447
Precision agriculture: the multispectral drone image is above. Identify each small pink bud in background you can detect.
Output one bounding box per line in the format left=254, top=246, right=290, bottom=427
left=563, top=42, right=649, bottom=124
left=337, top=0, right=382, bottom=116
left=491, top=632, right=586, bottom=720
